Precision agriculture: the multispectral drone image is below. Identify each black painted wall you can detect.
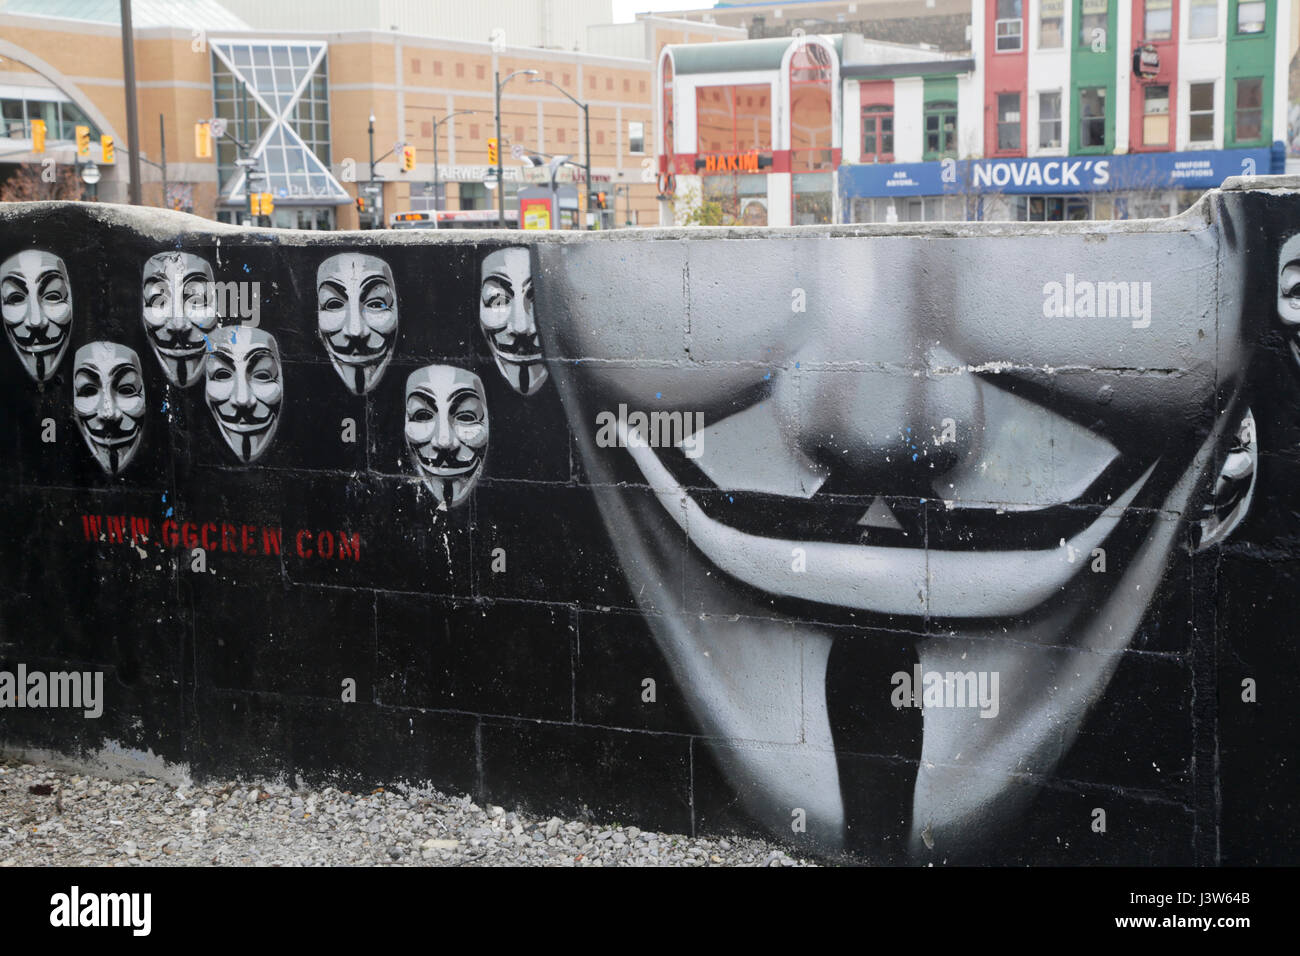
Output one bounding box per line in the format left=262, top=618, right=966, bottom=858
left=0, top=190, right=1296, bottom=865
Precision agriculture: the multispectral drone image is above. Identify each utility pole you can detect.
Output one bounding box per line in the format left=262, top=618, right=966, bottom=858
left=495, top=69, right=538, bottom=228
left=529, top=75, right=592, bottom=230
left=159, top=113, right=167, bottom=208
left=120, top=0, right=142, bottom=204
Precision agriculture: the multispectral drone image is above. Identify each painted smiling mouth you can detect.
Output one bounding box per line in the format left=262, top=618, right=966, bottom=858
left=414, top=453, right=480, bottom=478
left=214, top=414, right=273, bottom=434
left=13, top=338, right=65, bottom=353
left=616, top=419, right=1157, bottom=620
left=84, top=429, right=139, bottom=448
left=330, top=347, right=389, bottom=366
left=155, top=342, right=205, bottom=357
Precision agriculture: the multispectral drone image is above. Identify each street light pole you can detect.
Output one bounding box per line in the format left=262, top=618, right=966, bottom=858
left=495, top=69, right=539, bottom=228
left=407, top=108, right=479, bottom=212
left=367, top=112, right=376, bottom=229
left=529, top=76, right=592, bottom=230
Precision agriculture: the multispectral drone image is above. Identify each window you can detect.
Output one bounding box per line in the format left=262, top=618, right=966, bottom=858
left=1038, top=91, right=1062, bottom=148
left=455, top=62, right=464, bottom=77
left=1189, top=82, right=1214, bottom=142
left=628, top=120, right=645, bottom=154
left=1144, top=0, right=1172, bottom=40
left=1039, top=0, right=1064, bottom=46
left=476, top=64, right=485, bottom=80
left=1014, top=195, right=1092, bottom=221
left=1189, top=0, right=1218, bottom=37
left=862, top=104, right=894, bottom=161
left=1079, top=86, right=1106, bottom=147
left=1236, top=1, right=1266, bottom=34
left=997, top=93, right=1021, bottom=150
left=924, top=100, right=957, bottom=157
left=1234, top=77, right=1263, bottom=142
left=1143, top=84, right=1169, bottom=146
left=1079, top=0, right=1108, bottom=48
left=995, top=0, right=1023, bottom=51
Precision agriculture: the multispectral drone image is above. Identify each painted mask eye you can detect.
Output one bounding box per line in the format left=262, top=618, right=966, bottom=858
left=410, top=407, right=435, bottom=423
left=210, top=366, right=233, bottom=382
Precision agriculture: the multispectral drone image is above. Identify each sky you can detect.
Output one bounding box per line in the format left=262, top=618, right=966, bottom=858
left=610, top=1, right=711, bottom=24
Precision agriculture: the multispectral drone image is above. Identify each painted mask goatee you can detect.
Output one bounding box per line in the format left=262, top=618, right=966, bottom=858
left=480, top=247, right=546, bottom=395
left=142, top=252, right=219, bottom=386
left=405, top=365, right=489, bottom=510
left=1, top=249, right=73, bottom=383
left=316, top=253, right=399, bottom=395
left=73, top=342, right=146, bottom=476
left=204, top=326, right=283, bottom=464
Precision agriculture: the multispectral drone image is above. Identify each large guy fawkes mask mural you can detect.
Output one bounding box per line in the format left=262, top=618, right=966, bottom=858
left=479, top=247, right=546, bottom=395
left=141, top=252, right=219, bottom=386
left=1, top=249, right=73, bottom=383
left=72, top=342, right=146, bottom=476
left=534, top=196, right=1262, bottom=859
left=405, top=364, right=489, bottom=509
left=204, top=326, right=283, bottom=464
left=316, top=253, right=399, bottom=395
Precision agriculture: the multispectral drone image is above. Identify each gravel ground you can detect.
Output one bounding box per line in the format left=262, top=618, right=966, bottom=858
left=0, top=759, right=818, bottom=867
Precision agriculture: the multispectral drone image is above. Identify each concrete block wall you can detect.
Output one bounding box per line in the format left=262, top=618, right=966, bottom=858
left=0, top=184, right=1297, bottom=863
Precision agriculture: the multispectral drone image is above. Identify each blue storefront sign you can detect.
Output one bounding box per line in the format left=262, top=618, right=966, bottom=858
left=840, top=145, right=1282, bottom=199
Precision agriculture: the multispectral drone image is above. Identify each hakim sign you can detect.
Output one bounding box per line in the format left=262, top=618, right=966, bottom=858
left=697, top=150, right=768, bottom=174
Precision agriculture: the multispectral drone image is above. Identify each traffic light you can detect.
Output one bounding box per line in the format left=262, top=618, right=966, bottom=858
left=260, top=192, right=273, bottom=216
left=100, top=135, right=115, bottom=165
left=249, top=192, right=261, bottom=216
left=75, top=125, right=90, bottom=157
left=487, top=137, right=498, bottom=165
left=355, top=196, right=367, bottom=213
left=30, top=119, right=45, bottom=154
left=596, top=191, right=607, bottom=209
left=195, top=121, right=212, bottom=159
left=401, top=144, right=416, bottom=173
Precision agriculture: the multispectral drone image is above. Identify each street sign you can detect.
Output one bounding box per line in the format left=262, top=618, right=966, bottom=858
left=80, top=163, right=101, bottom=186
left=363, top=184, right=381, bottom=195
left=209, top=118, right=228, bottom=138
left=234, top=157, right=257, bottom=167
left=511, top=143, right=524, bottom=159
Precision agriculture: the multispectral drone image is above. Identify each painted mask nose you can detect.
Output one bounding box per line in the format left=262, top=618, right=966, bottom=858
left=98, top=391, right=121, bottom=423
left=232, top=373, right=255, bottom=408
left=507, top=299, right=533, bottom=336
left=776, top=344, right=982, bottom=492
left=25, top=296, right=47, bottom=331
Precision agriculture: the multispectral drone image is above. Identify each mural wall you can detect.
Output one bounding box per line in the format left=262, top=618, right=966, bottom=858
left=0, top=188, right=1297, bottom=864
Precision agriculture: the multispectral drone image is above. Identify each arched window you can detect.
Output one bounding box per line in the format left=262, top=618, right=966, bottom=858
left=788, top=41, right=833, bottom=172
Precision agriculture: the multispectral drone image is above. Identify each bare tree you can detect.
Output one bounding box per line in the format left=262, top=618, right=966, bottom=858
left=0, top=163, right=85, bottom=203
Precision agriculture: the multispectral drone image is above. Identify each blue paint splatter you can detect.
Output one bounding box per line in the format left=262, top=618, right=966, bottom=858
left=203, top=335, right=214, bottom=352
left=763, top=372, right=771, bottom=380
left=655, top=392, right=662, bottom=400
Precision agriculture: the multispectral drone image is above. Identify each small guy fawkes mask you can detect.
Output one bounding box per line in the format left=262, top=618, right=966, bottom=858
left=479, top=247, right=546, bottom=395
left=1, top=249, right=73, bottom=383
left=316, top=253, right=399, bottom=394
left=405, top=365, right=489, bottom=509
left=204, top=326, right=283, bottom=464
left=142, top=252, right=219, bottom=386
left=73, top=342, right=146, bottom=475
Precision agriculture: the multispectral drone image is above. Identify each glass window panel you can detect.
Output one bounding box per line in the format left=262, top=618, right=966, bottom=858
left=1237, top=1, right=1266, bottom=33
left=252, top=46, right=271, bottom=66
left=1189, top=0, right=1218, bottom=37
